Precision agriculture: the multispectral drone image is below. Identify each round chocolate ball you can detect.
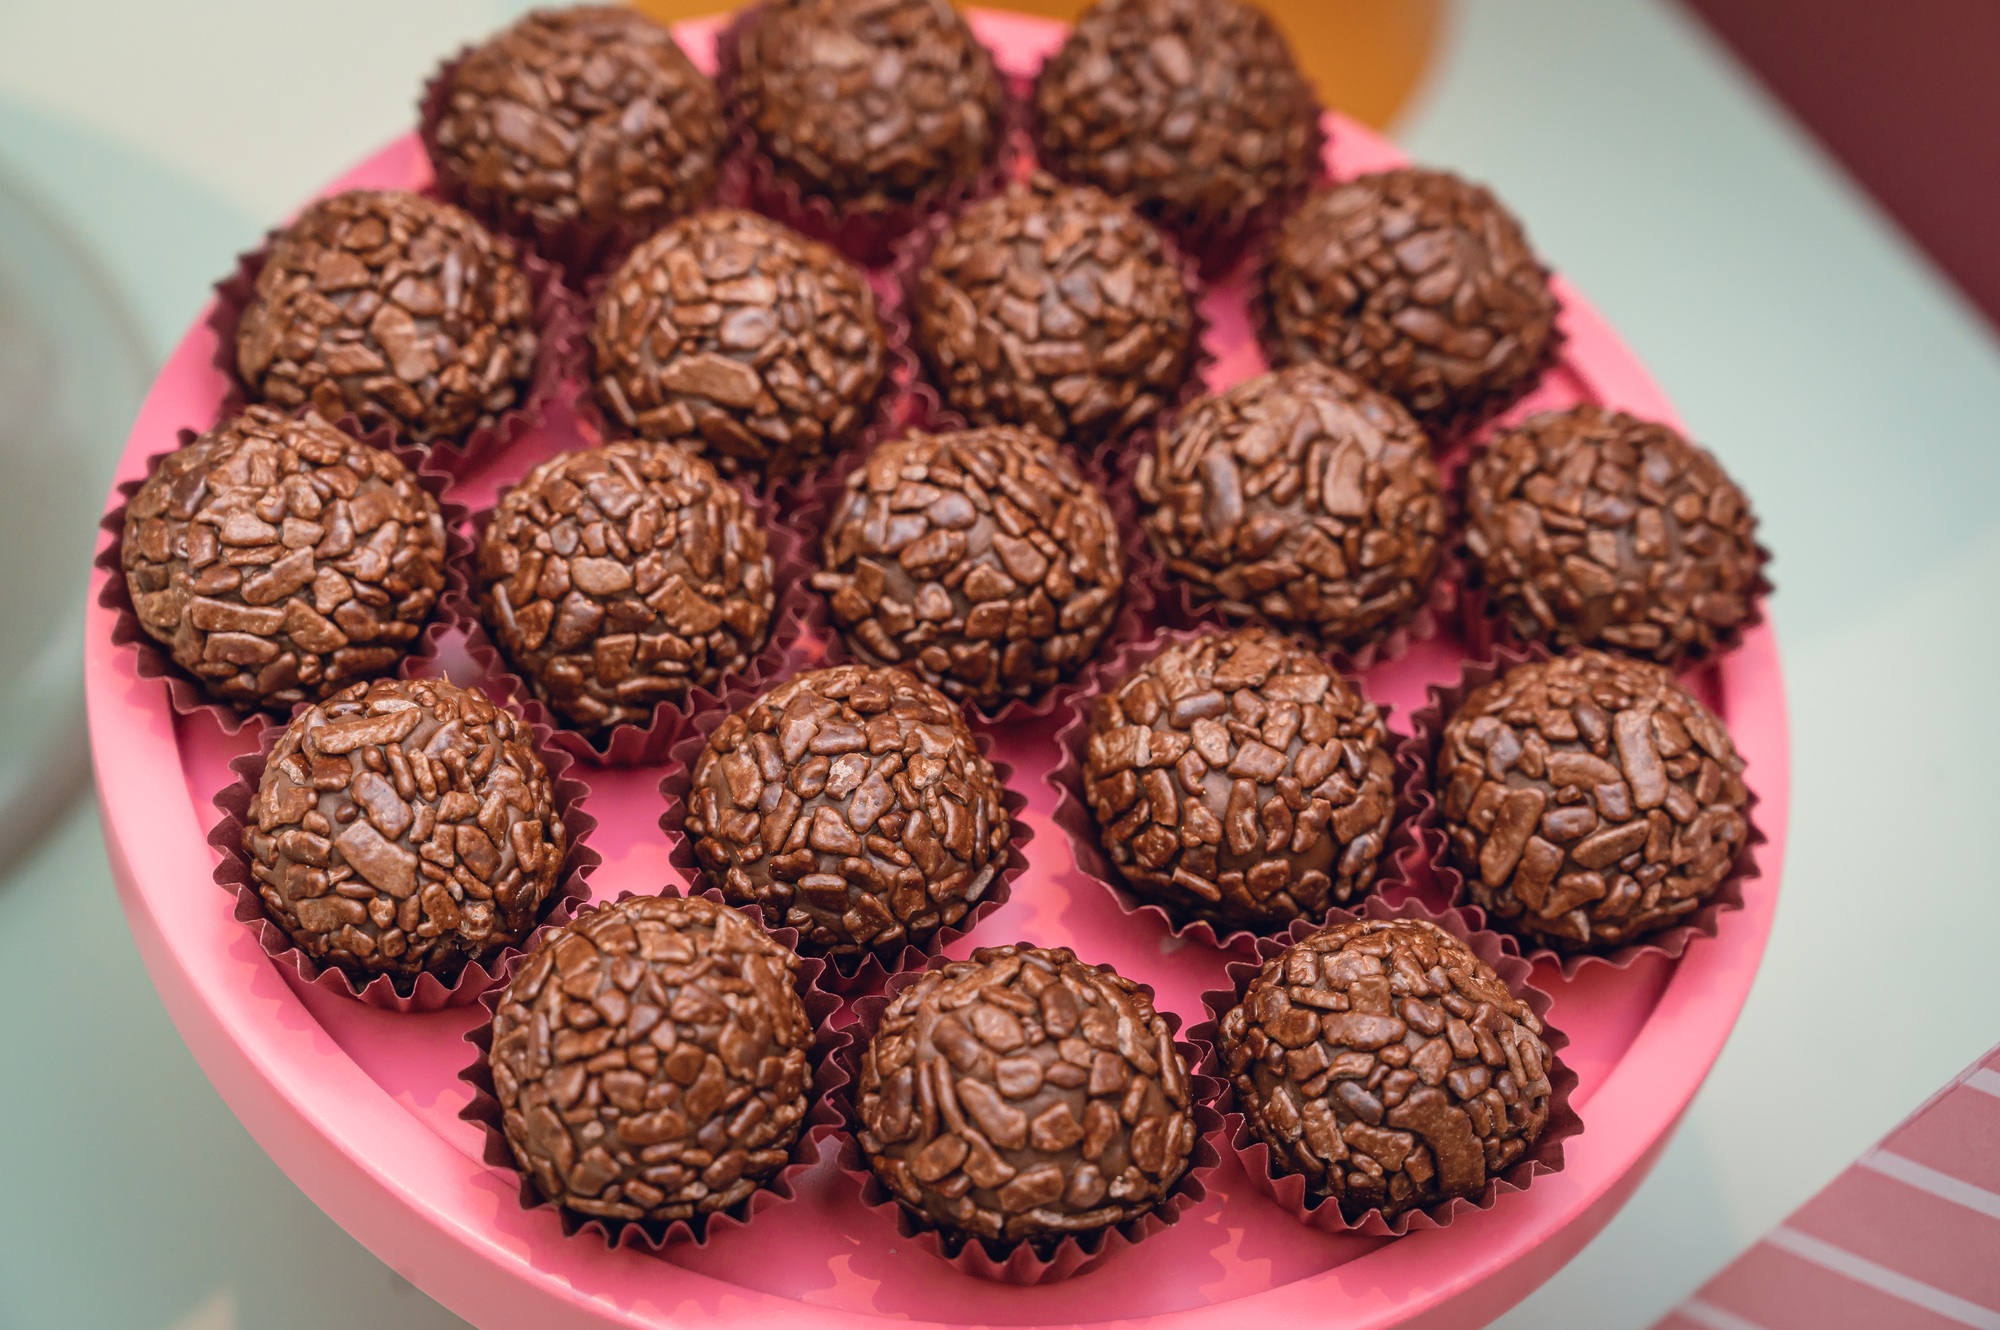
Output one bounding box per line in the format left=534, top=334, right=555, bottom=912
left=1136, top=362, right=1445, bottom=651
left=593, top=209, right=887, bottom=484
left=912, top=172, right=1197, bottom=451
left=732, top=0, right=1007, bottom=217
left=236, top=189, right=538, bottom=446
left=1463, top=405, right=1762, bottom=667
left=855, top=943, right=1196, bottom=1243
left=1081, top=626, right=1396, bottom=933
left=1435, top=650, right=1749, bottom=952
left=488, top=894, right=815, bottom=1224
left=1217, top=917, right=1555, bottom=1219
left=243, top=676, right=567, bottom=982
left=429, top=7, right=727, bottom=251
left=684, top=664, right=1011, bottom=963
left=122, top=406, right=449, bottom=711
left=1262, top=169, right=1557, bottom=435
left=812, top=426, right=1125, bottom=710
left=475, top=439, right=775, bottom=737
left=1032, top=0, right=1321, bottom=245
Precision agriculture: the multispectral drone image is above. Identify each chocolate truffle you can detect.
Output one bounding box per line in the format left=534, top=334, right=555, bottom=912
left=428, top=7, right=726, bottom=254
left=1136, top=363, right=1445, bottom=651
left=1081, top=626, right=1396, bottom=933
left=855, top=943, right=1196, bottom=1243
left=1435, top=650, right=1749, bottom=952
left=1032, top=0, right=1321, bottom=246
left=475, top=440, right=775, bottom=736
left=122, top=406, right=449, bottom=711
left=488, top=894, right=814, bottom=1224
left=1262, top=169, right=1557, bottom=435
left=1217, top=917, right=1554, bottom=1218
left=685, top=664, right=1011, bottom=963
left=1463, top=406, right=1762, bottom=666
left=236, top=189, right=538, bottom=446
left=244, top=676, right=567, bottom=982
left=912, top=172, right=1197, bottom=451
left=732, top=0, right=1007, bottom=217
left=813, top=426, right=1124, bottom=710
left=592, top=209, right=887, bottom=483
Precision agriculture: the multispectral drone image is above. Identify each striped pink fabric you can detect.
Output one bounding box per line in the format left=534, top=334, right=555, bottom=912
left=1656, top=1044, right=2000, bottom=1330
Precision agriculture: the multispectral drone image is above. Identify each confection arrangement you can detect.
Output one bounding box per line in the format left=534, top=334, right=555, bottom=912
left=91, top=0, right=1780, bottom=1318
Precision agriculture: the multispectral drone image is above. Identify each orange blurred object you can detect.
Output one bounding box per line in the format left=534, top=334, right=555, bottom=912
left=626, top=0, right=1449, bottom=130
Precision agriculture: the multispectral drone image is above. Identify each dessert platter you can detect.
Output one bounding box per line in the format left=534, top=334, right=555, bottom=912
left=86, top=5, right=1787, bottom=1328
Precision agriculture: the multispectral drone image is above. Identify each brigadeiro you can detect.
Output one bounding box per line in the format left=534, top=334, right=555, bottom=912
left=234, top=189, right=538, bottom=446
left=592, top=209, right=888, bottom=484
left=474, top=439, right=775, bottom=738
left=1434, top=650, right=1750, bottom=953
left=813, top=426, right=1124, bottom=712
left=1462, top=405, right=1764, bottom=667
left=1261, top=168, right=1558, bottom=436
left=425, top=7, right=726, bottom=268
left=1032, top=0, right=1322, bottom=256
left=1135, top=362, right=1445, bottom=653
left=910, top=172, right=1198, bottom=452
left=1080, top=626, right=1397, bottom=935
left=486, top=894, right=816, bottom=1229
left=243, top=676, right=568, bottom=984
left=728, top=0, right=1008, bottom=228
left=854, top=943, right=1198, bottom=1248
left=1216, top=916, right=1555, bottom=1220
left=121, top=406, right=449, bottom=712
left=683, top=664, right=1011, bottom=966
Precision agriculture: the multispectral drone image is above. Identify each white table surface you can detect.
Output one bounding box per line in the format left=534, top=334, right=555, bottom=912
left=3, top=2, right=1997, bottom=1327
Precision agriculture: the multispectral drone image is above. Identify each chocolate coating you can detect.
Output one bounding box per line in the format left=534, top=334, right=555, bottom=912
left=1032, top=0, right=1321, bottom=244
left=1136, top=363, right=1445, bottom=651
left=1263, top=169, right=1557, bottom=435
left=122, top=406, right=448, bottom=711
left=913, top=172, right=1197, bottom=451
left=475, top=440, right=775, bottom=736
left=430, top=7, right=726, bottom=248
left=812, top=426, right=1124, bottom=710
left=1436, top=651, right=1749, bottom=952
left=244, top=676, right=567, bottom=981
left=236, top=189, right=538, bottom=445
left=1463, top=406, right=1761, bottom=666
left=1218, top=917, right=1554, bottom=1218
left=489, top=894, right=814, bottom=1223
left=856, top=943, right=1196, bottom=1243
left=686, top=665, right=1011, bottom=961
left=1082, top=627, right=1396, bottom=933
left=733, top=0, right=1007, bottom=216
left=593, top=209, right=887, bottom=482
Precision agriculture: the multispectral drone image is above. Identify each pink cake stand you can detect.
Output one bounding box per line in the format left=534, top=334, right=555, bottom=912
left=86, top=12, right=1789, bottom=1329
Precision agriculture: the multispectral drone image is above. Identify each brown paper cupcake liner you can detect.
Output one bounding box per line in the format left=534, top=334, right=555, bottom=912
left=1184, top=893, right=1581, bottom=1237
left=95, top=421, right=472, bottom=738
left=1047, top=623, right=1428, bottom=953
left=451, top=474, right=833, bottom=769
left=205, top=223, right=588, bottom=484
left=417, top=48, right=733, bottom=282
left=1402, top=640, right=1765, bottom=980
left=824, top=956, right=1224, bottom=1284
left=657, top=673, right=1033, bottom=996
left=207, top=694, right=599, bottom=1012
left=456, top=889, right=849, bottom=1251
left=713, top=4, right=1024, bottom=268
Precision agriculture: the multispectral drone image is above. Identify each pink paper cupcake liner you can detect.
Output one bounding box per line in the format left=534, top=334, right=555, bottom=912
left=208, top=694, right=599, bottom=1012
left=1185, top=893, right=1582, bottom=1237
left=457, top=890, right=848, bottom=1251
left=824, top=955, right=1224, bottom=1284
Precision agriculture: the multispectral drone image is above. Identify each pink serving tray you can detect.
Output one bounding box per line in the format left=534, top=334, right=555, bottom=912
left=85, top=12, right=1789, bottom=1329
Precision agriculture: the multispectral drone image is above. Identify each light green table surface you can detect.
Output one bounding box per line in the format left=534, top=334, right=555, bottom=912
left=3, top=2, right=1997, bottom=1327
